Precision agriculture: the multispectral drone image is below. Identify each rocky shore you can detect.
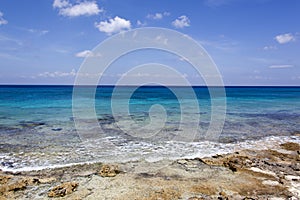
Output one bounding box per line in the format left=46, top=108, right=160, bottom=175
left=0, top=141, right=299, bottom=199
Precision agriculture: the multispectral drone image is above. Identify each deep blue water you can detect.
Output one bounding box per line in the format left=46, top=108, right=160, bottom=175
left=0, top=85, right=299, bottom=171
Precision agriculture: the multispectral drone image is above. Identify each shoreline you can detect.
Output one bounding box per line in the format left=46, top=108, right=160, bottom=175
left=1, top=140, right=300, bottom=199
left=1, top=134, right=300, bottom=173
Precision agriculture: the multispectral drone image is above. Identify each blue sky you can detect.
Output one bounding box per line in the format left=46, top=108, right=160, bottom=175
left=0, top=0, right=299, bottom=85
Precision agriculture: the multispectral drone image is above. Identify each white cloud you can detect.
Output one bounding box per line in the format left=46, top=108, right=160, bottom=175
left=53, top=0, right=70, bottom=8
left=274, top=33, right=295, bottom=44
left=95, top=16, right=131, bottom=35
left=28, top=29, right=49, bottom=36
left=0, top=12, right=8, bottom=25
left=147, top=12, right=170, bottom=20
left=263, top=45, right=277, bottom=50
left=75, top=50, right=102, bottom=58
left=268, top=65, right=294, bottom=69
left=137, top=20, right=146, bottom=27
left=147, top=13, right=162, bottom=20
left=53, top=0, right=102, bottom=17
left=172, top=15, right=190, bottom=28
left=38, top=69, right=76, bottom=78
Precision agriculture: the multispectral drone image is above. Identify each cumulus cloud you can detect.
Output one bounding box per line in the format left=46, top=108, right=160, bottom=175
left=0, top=12, right=8, bottom=25
left=147, top=12, right=170, bottom=20
left=172, top=15, right=190, bottom=28
left=75, top=50, right=102, bottom=58
left=38, top=69, right=76, bottom=78
left=95, top=16, right=131, bottom=35
left=274, top=33, right=295, bottom=44
left=53, top=0, right=102, bottom=17
left=53, top=0, right=70, bottom=8
left=268, top=65, right=293, bottom=69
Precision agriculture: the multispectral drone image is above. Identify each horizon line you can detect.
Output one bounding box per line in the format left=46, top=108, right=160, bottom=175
left=0, top=84, right=300, bottom=87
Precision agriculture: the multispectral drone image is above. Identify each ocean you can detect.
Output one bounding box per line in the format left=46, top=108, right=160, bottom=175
left=0, top=85, right=300, bottom=171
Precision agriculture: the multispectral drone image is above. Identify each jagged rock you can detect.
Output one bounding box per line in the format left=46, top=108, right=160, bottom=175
left=280, top=142, right=300, bottom=151
left=0, top=174, right=12, bottom=184
left=48, top=182, right=78, bottom=197
left=0, top=176, right=39, bottom=195
left=99, top=164, right=120, bottom=177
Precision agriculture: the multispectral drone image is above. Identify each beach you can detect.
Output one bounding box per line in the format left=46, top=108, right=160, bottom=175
left=1, top=0, right=300, bottom=199
left=1, top=86, right=300, bottom=199
left=1, top=140, right=300, bottom=199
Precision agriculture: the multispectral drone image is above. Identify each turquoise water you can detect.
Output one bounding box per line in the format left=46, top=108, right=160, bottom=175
left=0, top=86, right=300, bottom=171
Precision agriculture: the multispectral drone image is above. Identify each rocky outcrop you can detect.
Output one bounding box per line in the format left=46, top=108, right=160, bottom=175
left=99, top=164, right=120, bottom=177
left=0, top=141, right=299, bottom=199
left=48, top=181, right=78, bottom=197
left=0, top=176, right=39, bottom=197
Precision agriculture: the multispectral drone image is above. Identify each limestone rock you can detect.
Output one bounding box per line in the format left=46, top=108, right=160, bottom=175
left=48, top=181, right=78, bottom=197
left=99, top=164, right=120, bottom=177
left=38, top=177, right=56, bottom=184
left=0, top=174, right=12, bottom=184
left=280, top=142, right=300, bottom=151
left=0, top=177, right=38, bottom=195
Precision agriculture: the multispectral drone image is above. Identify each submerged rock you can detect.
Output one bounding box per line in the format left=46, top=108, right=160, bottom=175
left=51, top=128, right=62, bottom=131
left=48, top=181, right=78, bottom=197
left=19, top=121, right=46, bottom=128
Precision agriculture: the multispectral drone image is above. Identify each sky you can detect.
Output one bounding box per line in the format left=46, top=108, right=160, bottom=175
left=0, top=0, right=299, bottom=85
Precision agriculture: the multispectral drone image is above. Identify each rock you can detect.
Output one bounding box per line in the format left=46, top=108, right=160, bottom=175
left=38, top=177, right=56, bottom=184
left=99, top=165, right=120, bottom=177
left=177, top=159, right=188, bottom=165
left=188, top=197, right=205, bottom=200
left=249, top=167, right=276, bottom=177
left=262, top=180, right=280, bottom=186
left=218, top=191, right=229, bottom=200
left=280, top=142, right=300, bottom=151
left=48, top=182, right=78, bottom=197
left=0, top=174, right=12, bottom=184
left=51, top=128, right=62, bottom=131
left=285, top=175, right=300, bottom=181
left=0, top=176, right=39, bottom=195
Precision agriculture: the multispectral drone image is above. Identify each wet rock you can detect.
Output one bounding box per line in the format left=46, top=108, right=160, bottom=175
left=19, top=121, right=46, bottom=128
left=51, top=128, right=62, bottom=131
left=280, top=142, right=300, bottom=151
left=99, top=164, right=120, bottom=177
left=1, top=161, right=14, bottom=168
left=97, top=115, right=115, bottom=125
left=48, top=181, right=78, bottom=197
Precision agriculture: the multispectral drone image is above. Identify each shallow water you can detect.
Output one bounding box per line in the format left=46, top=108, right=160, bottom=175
left=0, top=85, right=299, bottom=171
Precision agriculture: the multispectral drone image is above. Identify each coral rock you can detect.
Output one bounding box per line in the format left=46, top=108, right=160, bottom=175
left=99, top=164, right=120, bottom=177
left=48, top=182, right=78, bottom=197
